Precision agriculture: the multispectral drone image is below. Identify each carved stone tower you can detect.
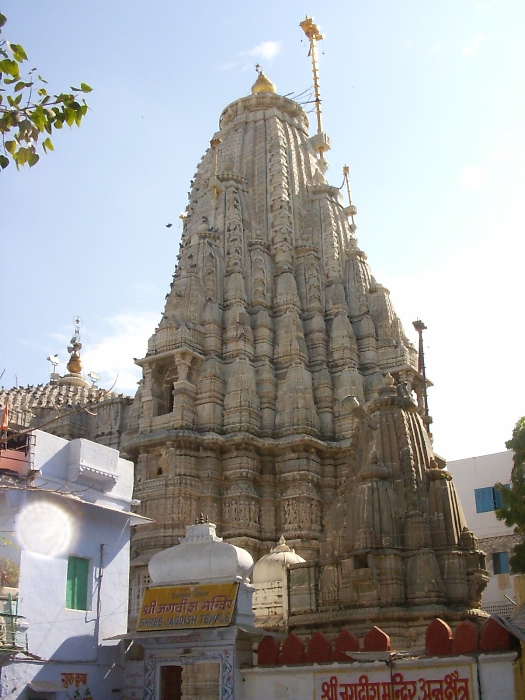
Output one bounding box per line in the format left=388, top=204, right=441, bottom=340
left=286, top=375, right=488, bottom=645
left=123, top=71, right=427, bottom=568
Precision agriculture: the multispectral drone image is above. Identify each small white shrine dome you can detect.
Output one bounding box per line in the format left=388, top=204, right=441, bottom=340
left=148, top=518, right=254, bottom=586
left=252, top=536, right=305, bottom=584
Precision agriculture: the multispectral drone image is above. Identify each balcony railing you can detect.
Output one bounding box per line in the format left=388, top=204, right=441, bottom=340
left=0, top=594, right=27, bottom=654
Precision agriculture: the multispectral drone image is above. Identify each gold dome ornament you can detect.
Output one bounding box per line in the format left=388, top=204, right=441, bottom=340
left=251, top=65, right=276, bottom=95
left=66, top=351, right=82, bottom=375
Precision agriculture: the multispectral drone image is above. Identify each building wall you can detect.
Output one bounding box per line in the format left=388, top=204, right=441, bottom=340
left=18, top=502, right=132, bottom=661
left=447, top=451, right=518, bottom=616
left=0, top=430, right=138, bottom=700
left=241, top=653, right=517, bottom=700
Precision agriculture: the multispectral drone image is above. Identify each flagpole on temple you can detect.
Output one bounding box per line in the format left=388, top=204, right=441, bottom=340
left=299, top=16, right=325, bottom=140
left=413, top=320, right=429, bottom=424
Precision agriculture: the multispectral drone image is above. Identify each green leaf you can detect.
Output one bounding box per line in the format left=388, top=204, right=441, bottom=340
left=43, top=137, right=54, bottom=152
left=65, top=107, right=75, bottom=127
left=0, top=14, right=7, bottom=29
left=5, top=140, right=16, bottom=154
left=9, top=44, right=28, bottom=62
left=28, top=152, right=39, bottom=167
left=15, top=147, right=28, bottom=166
left=14, top=81, right=26, bottom=92
left=0, top=58, right=19, bottom=77
left=30, top=107, right=46, bottom=131
left=0, top=155, right=9, bottom=170
left=80, top=83, right=92, bottom=93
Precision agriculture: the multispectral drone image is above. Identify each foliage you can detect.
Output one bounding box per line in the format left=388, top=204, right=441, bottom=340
left=0, top=13, right=91, bottom=170
left=0, top=557, right=19, bottom=587
left=495, top=416, right=525, bottom=573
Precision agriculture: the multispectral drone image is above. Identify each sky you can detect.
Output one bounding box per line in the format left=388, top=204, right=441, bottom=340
left=1, top=1, right=524, bottom=461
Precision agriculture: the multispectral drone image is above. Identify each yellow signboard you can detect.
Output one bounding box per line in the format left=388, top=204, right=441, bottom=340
left=137, top=582, right=239, bottom=631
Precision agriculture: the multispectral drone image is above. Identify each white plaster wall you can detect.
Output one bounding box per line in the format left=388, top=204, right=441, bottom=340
left=0, top=659, right=124, bottom=700
left=447, top=451, right=513, bottom=539
left=31, top=430, right=134, bottom=508
left=478, top=653, right=517, bottom=700
left=0, top=431, right=133, bottom=699
left=448, top=451, right=517, bottom=610
left=17, top=498, right=131, bottom=660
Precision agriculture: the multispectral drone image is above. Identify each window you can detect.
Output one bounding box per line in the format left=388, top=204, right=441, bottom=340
left=354, top=554, right=369, bottom=570
left=66, top=556, right=89, bottom=610
left=474, top=486, right=505, bottom=513
left=493, top=551, right=510, bottom=575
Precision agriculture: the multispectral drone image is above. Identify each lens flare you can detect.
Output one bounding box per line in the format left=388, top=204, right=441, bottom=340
left=16, top=500, right=74, bottom=556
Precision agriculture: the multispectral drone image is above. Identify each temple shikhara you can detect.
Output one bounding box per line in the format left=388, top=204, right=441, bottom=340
left=1, top=19, right=498, bottom=681
left=118, top=23, right=488, bottom=647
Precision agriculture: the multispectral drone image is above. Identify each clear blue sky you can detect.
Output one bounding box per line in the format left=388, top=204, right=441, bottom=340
left=1, top=1, right=524, bottom=460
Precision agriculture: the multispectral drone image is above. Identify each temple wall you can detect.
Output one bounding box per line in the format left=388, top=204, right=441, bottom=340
left=241, top=653, right=516, bottom=700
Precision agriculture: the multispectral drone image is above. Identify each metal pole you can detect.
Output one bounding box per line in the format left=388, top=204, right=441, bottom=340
left=412, top=320, right=429, bottom=420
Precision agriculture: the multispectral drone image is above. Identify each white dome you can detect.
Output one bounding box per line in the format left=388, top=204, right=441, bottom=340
left=148, top=520, right=254, bottom=585
left=252, top=536, right=305, bottom=584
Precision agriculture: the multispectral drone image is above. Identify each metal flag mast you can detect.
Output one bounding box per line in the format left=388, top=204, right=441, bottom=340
left=300, top=16, right=325, bottom=147
left=413, top=319, right=431, bottom=433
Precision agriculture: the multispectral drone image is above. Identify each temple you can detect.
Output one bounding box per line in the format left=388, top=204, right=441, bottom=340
left=0, top=20, right=490, bottom=651
left=119, top=44, right=488, bottom=644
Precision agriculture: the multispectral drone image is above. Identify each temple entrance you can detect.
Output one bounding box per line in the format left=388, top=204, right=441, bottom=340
left=160, top=665, right=182, bottom=700
left=160, top=662, right=221, bottom=700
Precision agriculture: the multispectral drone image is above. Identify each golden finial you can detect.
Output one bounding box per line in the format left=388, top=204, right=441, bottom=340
left=251, top=64, right=276, bottom=95
left=300, top=16, right=324, bottom=138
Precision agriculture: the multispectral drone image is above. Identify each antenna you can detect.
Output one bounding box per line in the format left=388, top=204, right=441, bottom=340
left=299, top=16, right=325, bottom=138
left=87, top=371, right=100, bottom=387
left=47, top=354, right=60, bottom=382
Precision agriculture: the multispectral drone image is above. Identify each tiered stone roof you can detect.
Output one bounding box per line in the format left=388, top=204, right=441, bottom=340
left=0, top=382, right=132, bottom=449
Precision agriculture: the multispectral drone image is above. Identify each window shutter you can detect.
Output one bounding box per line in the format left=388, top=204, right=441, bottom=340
left=66, top=556, right=89, bottom=610
left=493, top=551, right=510, bottom=575
left=66, top=558, right=75, bottom=608
left=475, top=487, right=494, bottom=513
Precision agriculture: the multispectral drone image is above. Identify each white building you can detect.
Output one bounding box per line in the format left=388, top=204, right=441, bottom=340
left=0, top=430, right=148, bottom=699
left=447, top=451, right=518, bottom=618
